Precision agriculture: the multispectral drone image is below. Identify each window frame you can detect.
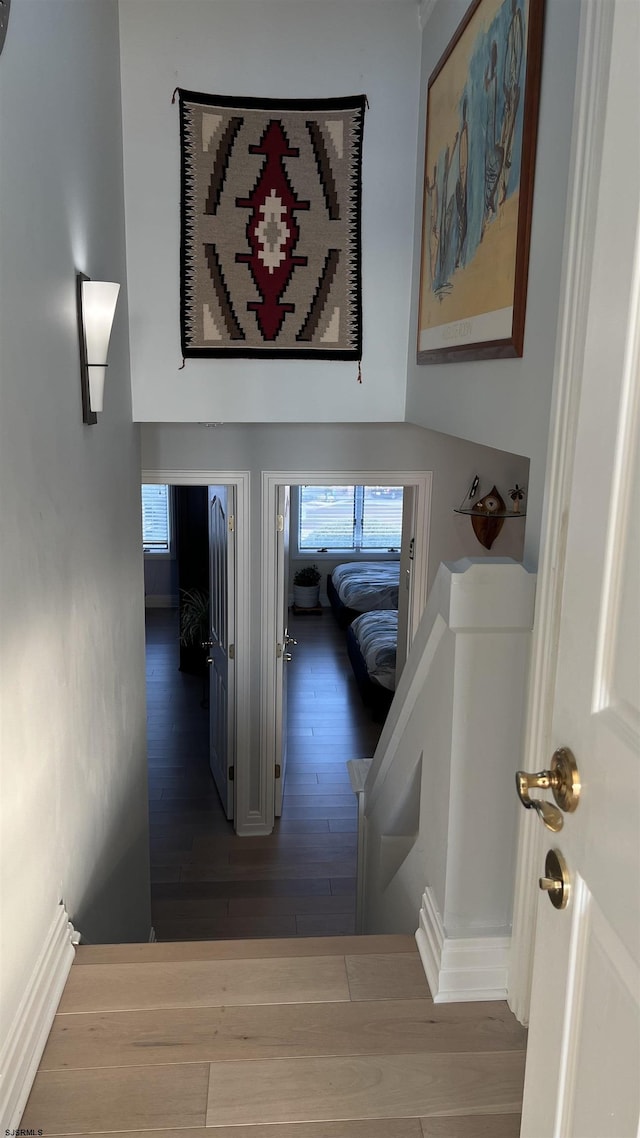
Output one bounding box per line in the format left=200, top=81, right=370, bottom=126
left=294, top=483, right=403, bottom=559
left=141, top=483, right=175, bottom=560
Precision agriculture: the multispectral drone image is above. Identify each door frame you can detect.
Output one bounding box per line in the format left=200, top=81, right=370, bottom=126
left=207, top=485, right=236, bottom=821
left=507, top=0, right=615, bottom=1023
left=260, top=470, right=432, bottom=831
left=141, top=468, right=250, bottom=831
left=274, top=484, right=291, bottom=818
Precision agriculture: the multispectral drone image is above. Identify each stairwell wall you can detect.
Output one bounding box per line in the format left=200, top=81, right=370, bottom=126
left=406, top=0, right=582, bottom=566
left=119, top=0, right=421, bottom=424
left=0, top=0, right=151, bottom=1065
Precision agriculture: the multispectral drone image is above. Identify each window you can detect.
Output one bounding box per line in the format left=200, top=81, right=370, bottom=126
left=298, top=485, right=403, bottom=553
left=141, top=484, right=172, bottom=553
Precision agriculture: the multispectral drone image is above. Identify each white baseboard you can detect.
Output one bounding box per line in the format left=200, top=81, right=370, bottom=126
left=0, top=904, right=77, bottom=1128
left=144, top=595, right=177, bottom=609
left=415, top=888, right=510, bottom=1003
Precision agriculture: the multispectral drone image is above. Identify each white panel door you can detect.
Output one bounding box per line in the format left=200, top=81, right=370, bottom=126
left=207, top=485, right=235, bottom=820
left=520, top=4, right=639, bottom=1134
left=274, top=485, right=291, bottom=817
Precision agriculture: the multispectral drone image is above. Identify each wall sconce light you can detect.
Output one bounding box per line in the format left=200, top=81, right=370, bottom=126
left=76, top=272, right=120, bottom=424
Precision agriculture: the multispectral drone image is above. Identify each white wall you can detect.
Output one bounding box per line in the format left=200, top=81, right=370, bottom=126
left=405, top=0, right=581, bottom=566
left=119, top=0, right=421, bottom=424
left=0, top=0, right=150, bottom=1043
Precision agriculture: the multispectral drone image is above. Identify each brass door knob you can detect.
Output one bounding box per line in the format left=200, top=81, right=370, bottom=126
left=516, top=747, right=581, bottom=831
left=539, top=848, right=571, bottom=910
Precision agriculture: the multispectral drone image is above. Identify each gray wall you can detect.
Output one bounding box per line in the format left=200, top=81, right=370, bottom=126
left=405, top=0, right=582, bottom=566
left=123, top=0, right=582, bottom=569
left=141, top=421, right=530, bottom=590
left=144, top=556, right=179, bottom=606
left=142, top=421, right=529, bottom=819
left=0, top=0, right=150, bottom=1041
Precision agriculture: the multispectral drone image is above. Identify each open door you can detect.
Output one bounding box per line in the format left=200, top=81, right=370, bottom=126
left=396, top=484, right=415, bottom=681
left=274, top=485, right=291, bottom=817
left=520, top=4, right=639, bottom=1133
left=206, top=485, right=235, bottom=820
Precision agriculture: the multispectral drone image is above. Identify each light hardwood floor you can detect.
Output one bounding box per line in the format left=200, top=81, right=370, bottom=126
left=22, top=935, right=526, bottom=1135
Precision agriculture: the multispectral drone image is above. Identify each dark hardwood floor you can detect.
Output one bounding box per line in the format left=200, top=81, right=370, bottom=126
left=146, top=606, right=383, bottom=941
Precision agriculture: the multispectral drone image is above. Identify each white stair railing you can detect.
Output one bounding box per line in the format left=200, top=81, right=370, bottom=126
left=354, top=557, right=536, bottom=1001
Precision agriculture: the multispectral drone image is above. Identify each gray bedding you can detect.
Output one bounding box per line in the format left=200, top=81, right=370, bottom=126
left=351, top=609, right=398, bottom=691
left=332, top=561, right=400, bottom=612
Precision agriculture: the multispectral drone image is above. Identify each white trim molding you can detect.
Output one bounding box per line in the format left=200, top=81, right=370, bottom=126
left=416, top=888, right=510, bottom=1003
left=507, top=0, right=616, bottom=1025
left=0, top=904, right=77, bottom=1129
left=140, top=469, right=251, bottom=833
left=347, top=758, right=373, bottom=934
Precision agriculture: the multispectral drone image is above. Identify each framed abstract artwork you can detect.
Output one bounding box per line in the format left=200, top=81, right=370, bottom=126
left=417, top=0, right=545, bottom=363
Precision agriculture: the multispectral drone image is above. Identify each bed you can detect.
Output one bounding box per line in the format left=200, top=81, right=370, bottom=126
left=346, top=609, right=398, bottom=721
left=327, top=560, right=400, bottom=627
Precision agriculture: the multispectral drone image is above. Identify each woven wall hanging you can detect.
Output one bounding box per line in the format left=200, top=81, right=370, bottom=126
left=178, top=90, right=365, bottom=360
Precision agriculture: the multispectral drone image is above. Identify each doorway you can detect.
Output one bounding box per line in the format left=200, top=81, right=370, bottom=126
left=261, top=470, right=432, bottom=832
left=142, top=471, right=249, bottom=940
left=143, top=481, right=238, bottom=815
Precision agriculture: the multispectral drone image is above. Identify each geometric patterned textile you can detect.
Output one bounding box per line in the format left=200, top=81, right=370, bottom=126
left=178, top=90, right=365, bottom=359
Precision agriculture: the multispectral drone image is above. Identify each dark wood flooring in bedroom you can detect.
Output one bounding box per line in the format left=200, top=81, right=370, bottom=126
left=146, top=606, right=383, bottom=941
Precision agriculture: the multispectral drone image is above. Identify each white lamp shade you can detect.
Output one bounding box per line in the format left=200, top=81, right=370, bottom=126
left=81, top=280, right=120, bottom=412
left=87, top=365, right=107, bottom=414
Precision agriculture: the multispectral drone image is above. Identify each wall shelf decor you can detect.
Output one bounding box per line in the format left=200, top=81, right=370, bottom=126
left=455, top=477, right=526, bottom=549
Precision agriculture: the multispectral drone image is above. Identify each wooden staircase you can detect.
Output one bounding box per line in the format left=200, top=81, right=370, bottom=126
left=22, top=934, right=525, bottom=1135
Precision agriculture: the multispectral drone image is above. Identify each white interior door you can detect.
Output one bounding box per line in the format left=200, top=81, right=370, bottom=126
left=274, top=485, right=290, bottom=817
left=207, top=485, right=235, bottom=820
left=520, top=4, right=639, bottom=1134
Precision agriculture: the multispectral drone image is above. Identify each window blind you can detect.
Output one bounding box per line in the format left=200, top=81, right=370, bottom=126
left=142, top=484, right=171, bottom=551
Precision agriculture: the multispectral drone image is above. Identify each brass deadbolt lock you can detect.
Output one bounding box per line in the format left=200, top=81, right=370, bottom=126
left=539, top=848, right=571, bottom=910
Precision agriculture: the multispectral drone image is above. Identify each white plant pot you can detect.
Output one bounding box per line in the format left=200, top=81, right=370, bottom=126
left=293, top=584, right=320, bottom=608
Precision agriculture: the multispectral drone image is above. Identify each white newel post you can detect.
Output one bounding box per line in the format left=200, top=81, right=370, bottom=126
left=361, top=558, right=536, bottom=1002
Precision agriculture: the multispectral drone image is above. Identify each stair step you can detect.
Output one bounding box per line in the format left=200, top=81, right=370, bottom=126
left=73, top=932, right=417, bottom=965
left=22, top=934, right=524, bottom=1135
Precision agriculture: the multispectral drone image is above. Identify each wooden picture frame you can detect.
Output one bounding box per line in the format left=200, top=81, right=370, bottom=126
left=417, top=0, right=545, bottom=364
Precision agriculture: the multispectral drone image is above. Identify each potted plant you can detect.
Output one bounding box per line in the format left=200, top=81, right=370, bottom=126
left=178, top=586, right=210, bottom=705
left=179, top=586, right=209, bottom=648
left=179, top=586, right=209, bottom=671
left=293, top=564, right=321, bottom=609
